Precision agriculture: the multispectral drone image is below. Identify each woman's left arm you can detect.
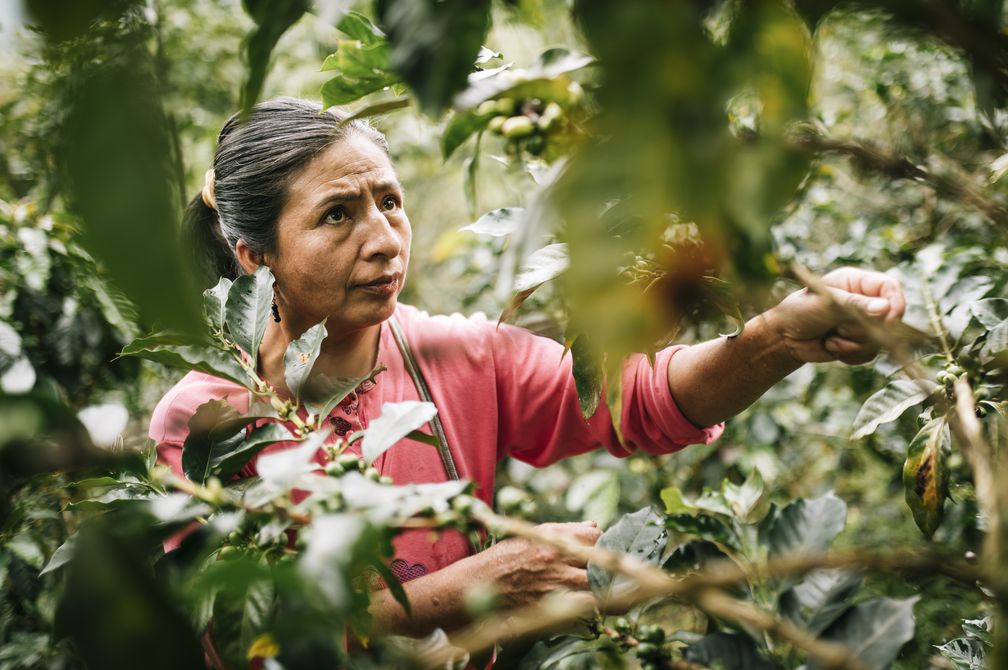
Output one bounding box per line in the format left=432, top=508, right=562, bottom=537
left=667, top=268, right=906, bottom=427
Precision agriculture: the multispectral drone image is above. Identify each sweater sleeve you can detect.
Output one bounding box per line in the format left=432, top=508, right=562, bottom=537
left=491, top=323, right=723, bottom=467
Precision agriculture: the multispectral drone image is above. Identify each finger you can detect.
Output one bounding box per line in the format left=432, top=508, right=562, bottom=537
left=824, top=336, right=879, bottom=365
left=831, top=287, right=891, bottom=319
left=558, top=566, right=590, bottom=591
left=823, top=268, right=905, bottom=323
left=835, top=322, right=868, bottom=340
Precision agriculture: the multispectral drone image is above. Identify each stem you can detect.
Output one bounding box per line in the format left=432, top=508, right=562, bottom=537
left=922, top=282, right=954, bottom=364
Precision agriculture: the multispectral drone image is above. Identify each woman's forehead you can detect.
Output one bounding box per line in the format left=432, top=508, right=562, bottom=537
left=288, top=136, right=400, bottom=204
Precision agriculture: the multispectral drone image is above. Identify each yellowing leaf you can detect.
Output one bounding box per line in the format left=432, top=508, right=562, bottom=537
left=901, top=417, right=950, bottom=538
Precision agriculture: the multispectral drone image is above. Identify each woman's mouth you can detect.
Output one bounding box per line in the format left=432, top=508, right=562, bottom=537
left=356, top=273, right=401, bottom=297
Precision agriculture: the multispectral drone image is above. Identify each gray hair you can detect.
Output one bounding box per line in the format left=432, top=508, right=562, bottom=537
left=184, top=97, right=388, bottom=282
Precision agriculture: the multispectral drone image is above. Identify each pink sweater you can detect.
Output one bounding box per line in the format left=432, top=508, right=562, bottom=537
left=149, top=303, right=722, bottom=582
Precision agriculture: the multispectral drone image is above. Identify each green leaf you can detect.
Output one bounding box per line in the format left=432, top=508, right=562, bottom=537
left=723, top=469, right=770, bottom=524
left=780, top=569, right=863, bottom=635
left=225, top=266, right=275, bottom=368
left=284, top=321, right=327, bottom=402
left=588, top=506, right=667, bottom=602
left=55, top=521, right=206, bottom=670
left=119, top=333, right=251, bottom=389
left=852, top=379, right=932, bottom=439
left=361, top=401, right=438, bottom=464
left=569, top=334, right=603, bottom=419
left=685, top=632, right=775, bottom=670
left=319, top=15, right=398, bottom=108
left=240, top=0, right=311, bottom=114
left=442, top=109, right=494, bottom=159
left=336, top=11, right=386, bottom=46
left=970, top=298, right=1008, bottom=329
left=302, top=365, right=385, bottom=421
left=239, top=576, right=275, bottom=655
left=60, top=58, right=203, bottom=336
left=455, top=47, right=595, bottom=109
left=902, top=417, right=950, bottom=538
left=39, top=531, right=79, bottom=576
left=513, top=243, right=569, bottom=293
left=565, top=470, right=620, bottom=528
left=460, top=207, right=525, bottom=237
left=936, top=638, right=987, bottom=670
left=376, top=0, right=492, bottom=114
left=211, top=422, right=293, bottom=482
left=203, top=277, right=232, bottom=333
left=462, top=133, right=481, bottom=220
left=763, top=492, right=847, bottom=557
left=182, top=399, right=269, bottom=484
left=982, top=318, right=1008, bottom=359
left=516, top=635, right=623, bottom=670
left=815, top=597, right=918, bottom=670
left=342, top=97, right=410, bottom=123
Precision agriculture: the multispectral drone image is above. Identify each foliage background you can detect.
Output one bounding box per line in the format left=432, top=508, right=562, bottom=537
left=0, top=1, right=1004, bottom=668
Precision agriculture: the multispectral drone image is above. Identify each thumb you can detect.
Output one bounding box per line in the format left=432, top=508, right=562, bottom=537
left=838, top=291, right=890, bottom=317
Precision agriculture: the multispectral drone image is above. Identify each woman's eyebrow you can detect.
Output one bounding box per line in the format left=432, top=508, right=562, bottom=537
left=313, top=180, right=404, bottom=209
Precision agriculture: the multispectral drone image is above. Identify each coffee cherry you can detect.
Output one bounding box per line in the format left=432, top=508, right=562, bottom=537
left=502, top=115, right=535, bottom=138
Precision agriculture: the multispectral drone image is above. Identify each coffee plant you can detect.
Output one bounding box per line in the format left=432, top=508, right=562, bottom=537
left=2, top=0, right=1008, bottom=668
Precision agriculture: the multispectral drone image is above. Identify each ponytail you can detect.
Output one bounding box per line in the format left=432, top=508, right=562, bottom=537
left=182, top=193, right=238, bottom=285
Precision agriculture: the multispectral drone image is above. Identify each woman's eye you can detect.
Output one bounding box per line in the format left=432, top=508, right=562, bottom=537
left=324, top=207, right=347, bottom=224
left=381, top=196, right=398, bottom=211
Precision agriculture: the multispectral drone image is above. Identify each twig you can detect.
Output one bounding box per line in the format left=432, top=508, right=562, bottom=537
left=790, top=128, right=1008, bottom=229
left=695, top=589, right=866, bottom=670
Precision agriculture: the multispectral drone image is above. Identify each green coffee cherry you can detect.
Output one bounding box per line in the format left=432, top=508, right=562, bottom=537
left=337, top=454, right=362, bottom=470
left=614, top=617, right=631, bottom=634
left=635, top=642, right=659, bottom=657
left=525, top=134, right=545, bottom=156
left=947, top=363, right=966, bottom=377
left=494, top=97, right=515, bottom=115
left=476, top=100, right=499, bottom=116
left=537, top=102, right=564, bottom=131
left=936, top=370, right=954, bottom=386
left=487, top=115, right=506, bottom=134
left=501, top=115, right=535, bottom=138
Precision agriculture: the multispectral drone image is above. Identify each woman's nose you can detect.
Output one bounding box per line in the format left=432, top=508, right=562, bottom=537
left=362, top=205, right=403, bottom=259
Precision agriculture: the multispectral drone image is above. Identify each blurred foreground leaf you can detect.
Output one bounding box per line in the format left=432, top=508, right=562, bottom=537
left=60, top=57, right=202, bottom=335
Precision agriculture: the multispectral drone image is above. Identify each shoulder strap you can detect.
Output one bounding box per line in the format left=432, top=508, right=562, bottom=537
left=389, top=316, right=460, bottom=481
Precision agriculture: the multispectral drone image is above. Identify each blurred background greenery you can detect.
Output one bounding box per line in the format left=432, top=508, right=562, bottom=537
left=1, top=0, right=1006, bottom=668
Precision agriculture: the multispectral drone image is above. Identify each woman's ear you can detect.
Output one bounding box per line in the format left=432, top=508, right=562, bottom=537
left=234, top=239, right=263, bottom=275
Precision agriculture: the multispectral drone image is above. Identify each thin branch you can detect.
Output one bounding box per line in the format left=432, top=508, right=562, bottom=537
left=790, top=128, right=1008, bottom=230
left=695, top=589, right=866, bottom=670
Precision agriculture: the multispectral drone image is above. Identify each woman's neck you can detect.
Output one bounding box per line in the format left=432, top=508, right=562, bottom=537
left=257, top=318, right=383, bottom=397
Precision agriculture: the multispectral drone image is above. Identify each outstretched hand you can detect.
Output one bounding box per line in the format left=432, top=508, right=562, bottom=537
left=767, top=267, right=906, bottom=365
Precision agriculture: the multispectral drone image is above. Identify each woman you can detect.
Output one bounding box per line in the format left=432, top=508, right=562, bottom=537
left=150, top=97, right=905, bottom=636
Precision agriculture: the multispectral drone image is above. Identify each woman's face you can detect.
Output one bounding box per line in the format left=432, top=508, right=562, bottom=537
left=266, top=133, right=411, bottom=335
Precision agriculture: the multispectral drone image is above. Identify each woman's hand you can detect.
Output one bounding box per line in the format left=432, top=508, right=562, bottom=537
left=476, top=521, right=602, bottom=608
left=368, top=521, right=601, bottom=637
left=766, top=267, right=906, bottom=365
left=667, top=267, right=906, bottom=427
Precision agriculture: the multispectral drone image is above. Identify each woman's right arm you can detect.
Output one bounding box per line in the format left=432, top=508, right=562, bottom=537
left=368, top=521, right=601, bottom=637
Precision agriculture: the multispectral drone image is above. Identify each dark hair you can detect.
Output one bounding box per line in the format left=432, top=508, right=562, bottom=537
left=184, top=97, right=389, bottom=283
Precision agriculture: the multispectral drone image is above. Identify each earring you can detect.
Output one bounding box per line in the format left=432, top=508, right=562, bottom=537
left=271, top=300, right=281, bottom=323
